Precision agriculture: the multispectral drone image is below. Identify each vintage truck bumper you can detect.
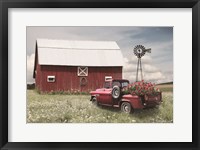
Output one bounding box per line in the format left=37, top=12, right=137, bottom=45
left=143, top=101, right=162, bottom=107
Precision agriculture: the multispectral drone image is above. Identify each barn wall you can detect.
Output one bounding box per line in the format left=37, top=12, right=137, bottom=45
left=37, top=65, right=122, bottom=92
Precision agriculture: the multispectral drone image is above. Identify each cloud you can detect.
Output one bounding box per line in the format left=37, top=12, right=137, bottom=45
left=143, top=64, right=159, bottom=73
left=123, top=56, right=169, bottom=83
left=27, top=53, right=35, bottom=83
left=143, top=72, right=165, bottom=81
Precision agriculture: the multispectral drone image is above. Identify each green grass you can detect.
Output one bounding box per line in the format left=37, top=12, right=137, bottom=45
left=27, top=90, right=173, bottom=123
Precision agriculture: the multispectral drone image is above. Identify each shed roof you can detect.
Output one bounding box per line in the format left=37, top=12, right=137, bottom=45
left=36, top=39, right=124, bottom=67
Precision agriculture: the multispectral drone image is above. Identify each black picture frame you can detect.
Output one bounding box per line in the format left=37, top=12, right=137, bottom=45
left=0, top=0, right=199, bottom=150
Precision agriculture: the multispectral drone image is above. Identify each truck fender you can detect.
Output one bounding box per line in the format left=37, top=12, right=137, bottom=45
left=90, top=94, right=99, bottom=101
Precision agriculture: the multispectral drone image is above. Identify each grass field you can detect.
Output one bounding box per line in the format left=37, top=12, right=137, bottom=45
left=27, top=84, right=173, bottom=123
left=156, top=84, right=173, bottom=92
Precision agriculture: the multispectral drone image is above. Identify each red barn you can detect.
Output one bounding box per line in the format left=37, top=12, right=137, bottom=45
left=33, top=39, right=124, bottom=92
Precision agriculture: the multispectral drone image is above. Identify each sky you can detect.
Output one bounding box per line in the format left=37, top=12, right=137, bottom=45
left=27, top=26, right=173, bottom=84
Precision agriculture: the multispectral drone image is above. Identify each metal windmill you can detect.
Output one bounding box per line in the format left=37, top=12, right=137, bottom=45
left=133, top=45, right=151, bottom=81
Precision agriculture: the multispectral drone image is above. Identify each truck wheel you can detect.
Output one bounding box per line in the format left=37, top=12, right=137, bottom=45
left=112, top=85, right=121, bottom=99
left=92, top=97, right=98, bottom=106
left=121, top=102, right=132, bottom=113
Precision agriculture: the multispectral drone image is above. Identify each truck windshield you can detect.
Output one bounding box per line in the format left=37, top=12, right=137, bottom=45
left=104, top=82, right=111, bottom=88
left=104, top=80, right=129, bottom=88
left=112, top=81, right=129, bottom=88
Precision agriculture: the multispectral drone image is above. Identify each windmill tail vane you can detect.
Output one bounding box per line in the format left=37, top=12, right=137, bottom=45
left=133, top=45, right=151, bottom=82
left=144, top=48, right=151, bottom=53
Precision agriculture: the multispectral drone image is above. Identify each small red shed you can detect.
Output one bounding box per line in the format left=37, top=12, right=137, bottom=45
left=33, top=39, right=124, bottom=92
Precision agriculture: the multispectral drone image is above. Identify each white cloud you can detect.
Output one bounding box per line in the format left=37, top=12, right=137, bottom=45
left=141, top=55, right=152, bottom=63
left=123, top=72, right=136, bottom=83
left=143, top=72, right=165, bottom=81
left=27, top=53, right=35, bottom=83
left=123, top=56, right=169, bottom=84
left=143, top=64, right=159, bottom=73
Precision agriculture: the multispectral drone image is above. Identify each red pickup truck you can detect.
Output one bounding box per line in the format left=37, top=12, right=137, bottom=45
left=90, top=79, right=162, bottom=113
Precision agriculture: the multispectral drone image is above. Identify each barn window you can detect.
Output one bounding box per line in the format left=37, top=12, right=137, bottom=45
left=47, top=76, right=55, bottom=82
left=77, top=67, right=88, bottom=76
left=105, top=76, right=112, bottom=81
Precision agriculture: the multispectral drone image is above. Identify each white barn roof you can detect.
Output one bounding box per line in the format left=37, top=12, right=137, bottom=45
left=37, top=39, right=124, bottom=67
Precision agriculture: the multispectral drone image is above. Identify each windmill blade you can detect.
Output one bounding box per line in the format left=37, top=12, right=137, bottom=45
left=133, top=45, right=146, bottom=58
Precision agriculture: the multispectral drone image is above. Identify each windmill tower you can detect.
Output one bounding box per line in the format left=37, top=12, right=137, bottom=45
left=133, top=45, right=151, bottom=81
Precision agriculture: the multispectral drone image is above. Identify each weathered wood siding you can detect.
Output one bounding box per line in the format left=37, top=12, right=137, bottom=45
left=35, top=65, right=122, bottom=92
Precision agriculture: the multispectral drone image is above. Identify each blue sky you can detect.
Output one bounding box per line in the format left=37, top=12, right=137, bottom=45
left=27, top=26, right=173, bottom=83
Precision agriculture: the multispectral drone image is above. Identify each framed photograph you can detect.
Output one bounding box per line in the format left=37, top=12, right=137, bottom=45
left=0, top=0, right=199, bottom=150
left=27, top=26, right=172, bottom=123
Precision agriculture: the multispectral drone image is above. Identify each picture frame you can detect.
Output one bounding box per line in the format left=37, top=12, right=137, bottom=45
left=0, top=0, right=199, bottom=150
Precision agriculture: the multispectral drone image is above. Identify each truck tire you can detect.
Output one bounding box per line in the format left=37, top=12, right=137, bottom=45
left=121, top=102, right=132, bottom=113
left=112, top=85, right=121, bottom=99
left=91, top=96, right=98, bottom=106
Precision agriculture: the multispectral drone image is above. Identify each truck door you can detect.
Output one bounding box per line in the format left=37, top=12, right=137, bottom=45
left=98, top=90, right=113, bottom=105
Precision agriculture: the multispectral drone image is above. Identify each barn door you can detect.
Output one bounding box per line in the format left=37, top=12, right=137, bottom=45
left=77, top=67, right=88, bottom=92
